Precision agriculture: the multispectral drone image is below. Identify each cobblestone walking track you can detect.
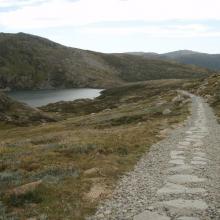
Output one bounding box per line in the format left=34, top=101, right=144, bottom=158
left=89, top=93, right=220, bottom=220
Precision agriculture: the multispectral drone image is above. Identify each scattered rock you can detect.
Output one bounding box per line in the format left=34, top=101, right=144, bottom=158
left=84, top=168, right=100, bottom=176
left=84, top=184, right=111, bottom=201
left=159, top=128, right=172, bottom=138
left=172, top=95, right=184, bottom=103
left=103, top=108, right=111, bottom=112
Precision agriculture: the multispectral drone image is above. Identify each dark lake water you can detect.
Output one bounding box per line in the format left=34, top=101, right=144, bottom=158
left=7, top=88, right=103, bottom=107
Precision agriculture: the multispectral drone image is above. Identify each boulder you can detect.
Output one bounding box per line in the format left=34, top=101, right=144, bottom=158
left=163, top=109, right=172, bottom=115
left=155, top=100, right=167, bottom=107
left=9, top=180, right=42, bottom=197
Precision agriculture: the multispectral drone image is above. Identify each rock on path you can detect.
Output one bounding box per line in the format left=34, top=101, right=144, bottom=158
left=88, top=93, right=220, bottom=220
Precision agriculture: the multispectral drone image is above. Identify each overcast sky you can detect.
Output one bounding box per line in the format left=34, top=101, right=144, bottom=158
left=0, top=0, right=220, bottom=53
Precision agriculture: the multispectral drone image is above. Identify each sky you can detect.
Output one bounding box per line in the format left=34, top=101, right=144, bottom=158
left=0, top=0, right=220, bottom=53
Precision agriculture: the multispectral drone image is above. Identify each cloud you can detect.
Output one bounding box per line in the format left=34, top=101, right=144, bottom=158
left=0, top=0, right=220, bottom=29
left=79, top=24, right=220, bottom=38
left=0, top=0, right=47, bottom=8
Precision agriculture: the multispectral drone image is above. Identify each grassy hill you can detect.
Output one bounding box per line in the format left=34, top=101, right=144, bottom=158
left=128, top=50, right=220, bottom=71
left=0, top=33, right=214, bottom=90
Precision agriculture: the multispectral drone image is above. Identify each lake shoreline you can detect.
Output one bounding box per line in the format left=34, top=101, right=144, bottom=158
left=7, top=88, right=103, bottom=107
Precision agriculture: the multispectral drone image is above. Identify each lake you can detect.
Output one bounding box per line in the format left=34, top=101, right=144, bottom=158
left=7, top=88, right=103, bottom=107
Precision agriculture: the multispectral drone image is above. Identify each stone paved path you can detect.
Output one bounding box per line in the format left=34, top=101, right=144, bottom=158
left=88, top=93, right=220, bottom=220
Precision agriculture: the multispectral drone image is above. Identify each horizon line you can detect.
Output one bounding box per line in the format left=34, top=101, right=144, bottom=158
left=1, top=31, right=219, bottom=55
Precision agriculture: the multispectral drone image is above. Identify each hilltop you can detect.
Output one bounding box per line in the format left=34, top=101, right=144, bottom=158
left=0, top=33, right=214, bottom=90
left=127, top=50, right=220, bottom=71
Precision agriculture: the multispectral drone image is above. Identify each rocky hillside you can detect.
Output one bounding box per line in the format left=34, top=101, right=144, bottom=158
left=184, top=73, right=220, bottom=120
left=0, top=33, right=214, bottom=90
left=196, top=74, right=220, bottom=120
left=0, top=92, right=55, bottom=125
left=128, top=50, right=220, bottom=71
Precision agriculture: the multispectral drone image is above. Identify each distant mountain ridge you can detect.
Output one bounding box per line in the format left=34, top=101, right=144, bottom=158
left=0, top=33, right=215, bottom=90
left=127, top=50, right=220, bottom=71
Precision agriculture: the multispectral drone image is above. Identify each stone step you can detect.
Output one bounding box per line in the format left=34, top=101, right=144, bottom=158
left=169, top=160, right=185, bottom=165
left=178, top=146, right=188, bottom=149
left=177, top=217, right=200, bottom=220
left=193, top=141, right=203, bottom=147
left=157, top=182, right=206, bottom=194
left=179, top=141, right=191, bottom=146
left=167, top=165, right=193, bottom=173
left=191, top=161, right=207, bottom=165
left=133, top=210, right=170, bottom=220
left=171, top=156, right=185, bottom=160
left=167, top=174, right=206, bottom=184
left=158, top=199, right=208, bottom=210
left=192, top=157, right=208, bottom=161
left=170, top=151, right=185, bottom=156
left=193, top=152, right=206, bottom=157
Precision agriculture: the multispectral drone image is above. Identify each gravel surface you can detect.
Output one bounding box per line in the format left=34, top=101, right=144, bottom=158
left=88, top=93, right=220, bottom=220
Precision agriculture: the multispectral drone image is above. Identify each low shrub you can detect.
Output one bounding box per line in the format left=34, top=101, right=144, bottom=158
left=31, top=135, right=61, bottom=145
left=32, top=166, right=79, bottom=183
left=0, top=171, right=22, bottom=187
left=56, top=143, right=96, bottom=156
left=6, top=190, right=42, bottom=207
left=116, top=146, right=128, bottom=156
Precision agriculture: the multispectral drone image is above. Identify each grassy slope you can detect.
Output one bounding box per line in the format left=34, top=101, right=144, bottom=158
left=101, top=53, right=212, bottom=81
left=0, top=80, right=191, bottom=219
left=0, top=33, right=214, bottom=90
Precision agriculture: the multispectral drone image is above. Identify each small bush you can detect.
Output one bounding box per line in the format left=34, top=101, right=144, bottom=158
left=116, top=146, right=128, bottom=156
left=0, top=161, right=7, bottom=172
left=56, top=144, right=96, bottom=155
left=32, top=166, right=79, bottom=183
left=31, top=136, right=61, bottom=145
left=109, top=115, right=144, bottom=126
left=0, top=202, right=7, bottom=220
left=0, top=171, right=22, bottom=187
left=7, top=190, right=42, bottom=207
